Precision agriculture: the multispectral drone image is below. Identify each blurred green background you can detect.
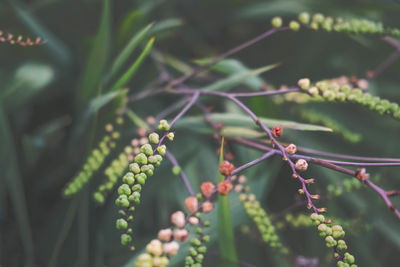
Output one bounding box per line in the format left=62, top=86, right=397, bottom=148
left=0, top=0, right=400, bottom=266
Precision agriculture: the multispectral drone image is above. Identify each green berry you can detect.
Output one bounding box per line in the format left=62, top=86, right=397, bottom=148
left=271, top=16, right=283, bottom=28
left=140, top=144, right=153, bottom=156
left=148, top=132, right=160, bottom=144
left=116, top=218, right=128, bottom=230
left=158, top=120, right=170, bottom=131
left=157, top=145, right=167, bottom=156
left=344, top=252, right=355, bottom=264
left=122, top=172, right=135, bottom=185
left=135, top=173, right=147, bottom=185
left=289, top=20, right=300, bottom=31
left=172, top=166, right=181, bottom=175
left=298, top=12, right=310, bottom=24
left=121, top=233, right=132, bottom=246
left=129, top=163, right=141, bottom=174
left=118, top=184, right=131, bottom=196
left=134, top=153, right=148, bottom=165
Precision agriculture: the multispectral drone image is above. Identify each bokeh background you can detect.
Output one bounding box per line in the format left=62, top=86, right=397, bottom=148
left=0, top=0, right=400, bottom=266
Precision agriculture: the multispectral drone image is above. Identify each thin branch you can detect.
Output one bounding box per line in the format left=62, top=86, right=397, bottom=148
left=166, top=151, right=195, bottom=196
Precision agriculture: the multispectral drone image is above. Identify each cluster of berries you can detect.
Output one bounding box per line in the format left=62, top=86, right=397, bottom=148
left=63, top=116, right=124, bottom=196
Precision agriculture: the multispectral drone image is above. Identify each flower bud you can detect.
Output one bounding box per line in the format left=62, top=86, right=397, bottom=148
left=238, top=175, right=247, bottom=184
left=295, top=159, right=308, bottom=171
left=202, top=201, right=214, bottom=213
left=157, top=145, right=167, bottom=156
left=188, top=216, right=199, bottom=225
left=158, top=120, right=170, bottom=131
left=171, top=211, right=186, bottom=228
left=118, top=184, right=131, bottom=196
left=121, top=233, right=132, bottom=246
left=184, top=196, right=199, bottom=213
left=148, top=132, right=160, bottom=144
left=308, top=87, right=319, bottom=96
left=146, top=239, right=163, bottom=256
left=116, top=218, right=128, bottom=230
left=158, top=228, right=172, bottom=242
left=218, top=181, right=233, bottom=195
left=163, top=241, right=179, bottom=256
left=285, top=144, right=297, bottom=154
left=298, top=12, right=310, bottom=24
left=219, top=161, right=234, bottom=176
left=134, top=153, right=148, bottom=165
left=298, top=78, right=311, bottom=90
left=167, top=132, right=175, bottom=141
left=272, top=126, right=282, bottom=137
left=173, top=229, right=189, bottom=242
left=172, top=166, right=181, bottom=176
left=201, top=182, right=215, bottom=198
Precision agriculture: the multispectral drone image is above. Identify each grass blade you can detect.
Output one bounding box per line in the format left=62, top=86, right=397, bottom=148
left=217, top=137, right=238, bottom=266
left=109, top=37, right=155, bottom=92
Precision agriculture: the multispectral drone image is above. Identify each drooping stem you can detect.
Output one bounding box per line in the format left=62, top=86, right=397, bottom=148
left=166, top=151, right=195, bottom=196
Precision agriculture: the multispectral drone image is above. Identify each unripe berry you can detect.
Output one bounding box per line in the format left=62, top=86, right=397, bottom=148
left=189, top=216, right=199, bottom=225
left=116, top=218, right=128, bottom=230
left=121, top=233, right=132, bottom=246
left=122, top=172, right=135, bottom=185
left=172, top=166, right=181, bottom=176
left=157, top=145, right=167, bottom=156
left=118, top=184, right=131, bottom=196
left=134, top=153, right=148, bottom=165
left=140, top=144, right=153, bottom=156
left=167, top=132, right=175, bottom=141
left=289, top=20, right=300, bottom=31
left=298, top=78, right=311, bottom=90
left=344, top=252, right=355, bottom=264
left=158, top=120, right=170, bottom=131
left=298, top=12, right=310, bottom=24
left=271, top=16, right=283, bottom=28
left=148, top=132, right=160, bottom=144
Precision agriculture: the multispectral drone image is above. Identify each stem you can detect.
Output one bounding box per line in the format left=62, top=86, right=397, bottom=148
left=165, top=151, right=195, bottom=196
left=167, top=27, right=289, bottom=88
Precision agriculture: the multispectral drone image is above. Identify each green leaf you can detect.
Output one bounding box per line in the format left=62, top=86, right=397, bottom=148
left=104, top=22, right=154, bottom=84
left=175, top=113, right=333, bottom=132
left=0, top=106, right=35, bottom=265
left=78, top=0, right=111, bottom=106
left=126, top=109, right=149, bottom=130
left=195, top=58, right=267, bottom=90
left=109, top=37, right=155, bottom=92
left=202, top=64, right=278, bottom=92
left=217, top=138, right=238, bottom=266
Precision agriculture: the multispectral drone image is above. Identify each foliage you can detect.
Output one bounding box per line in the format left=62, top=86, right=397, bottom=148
left=1, top=1, right=400, bottom=267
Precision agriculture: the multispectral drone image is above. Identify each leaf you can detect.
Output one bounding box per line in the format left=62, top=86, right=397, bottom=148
left=174, top=113, right=333, bottom=132
left=1, top=63, right=55, bottom=108
left=217, top=138, right=238, bottom=266
left=78, top=0, right=111, bottom=106
left=109, top=37, right=155, bottom=92
left=202, top=64, right=279, bottom=92
left=104, top=22, right=154, bottom=84
left=0, top=106, right=35, bottom=265
left=126, top=109, right=149, bottom=130
left=195, top=58, right=267, bottom=90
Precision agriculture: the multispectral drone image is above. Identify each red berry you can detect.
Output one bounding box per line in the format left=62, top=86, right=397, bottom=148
left=218, top=181, right=233, bottom=195
left=272, top=126, right=282, bottom=137
left=219, top=161, right=234, bottom=176
left=201, top=182, right=215, bottom=198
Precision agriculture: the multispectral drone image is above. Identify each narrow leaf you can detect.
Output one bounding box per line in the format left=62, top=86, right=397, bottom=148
left=109, top=37, right=155, bottom=92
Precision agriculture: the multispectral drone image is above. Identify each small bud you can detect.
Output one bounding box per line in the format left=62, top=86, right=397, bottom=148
left=134, top=153, right=148, bottom=165
left=308, top=86, right=319, bottom=96
left=158, top=120, right=170, bottom=131
left=219, top=161, right=234, bottom=176
left=298, top=78, right=311, bottom=90
left=202, top=201, right=214, bottom=213
left=298, top=189, right=304, bottom=194
left=311, top=194, right=320, bottom=200
left=146, top=239, right=163, bottom=256
left=272, top=126, right=282, bottom=137
left=185, top=196, right=199, bottom=213
left=121, top=233, right=132, bottom=246
left=116, top=218, right=128, bottom=230
left=289, top=20, right=300, bottom=31
left=172, top=166, right=181, bottom=176
left=295, top=159, right=308, bottom=171
left=238, top=175, right=247, bottom=184
left=158, top=228, right=172, bottom=242
left=305, top=178, right=315, bottom=184
left=157, top=145, right=167, bottom=156
left=140, top=144, right=153, bottom=156
left=234, top=184, right=243, bottom=193
left=105, top=124, right=113, bottom=132
left=163, top=241, right=179, bottom=256
left=271, top=16, right=283, bottom=28
left=200, top=182, right=215, bottom=198
left=218, top=181, right=233, bottom=195
left=173, top=229, right=189, bottom=242
left=285, top=144, right=297, bottom=154
left=171, top=211, right=186, bottom=228
left=188, top=216, right=199, bottom=225
left=148, top=132, right=160, bottom=144
left=166, top=132, right=175, bottom=141
left=318, top=207, right=327, bottom=213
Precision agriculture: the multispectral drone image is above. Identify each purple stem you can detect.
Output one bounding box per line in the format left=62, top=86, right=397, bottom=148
left=167, top=27, right=289, bottom=88
left=175, top=87, right=299, bottom=98
left=166, top=151, right=195, bottom=196
left=226, top=151, right=276, bottom=182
